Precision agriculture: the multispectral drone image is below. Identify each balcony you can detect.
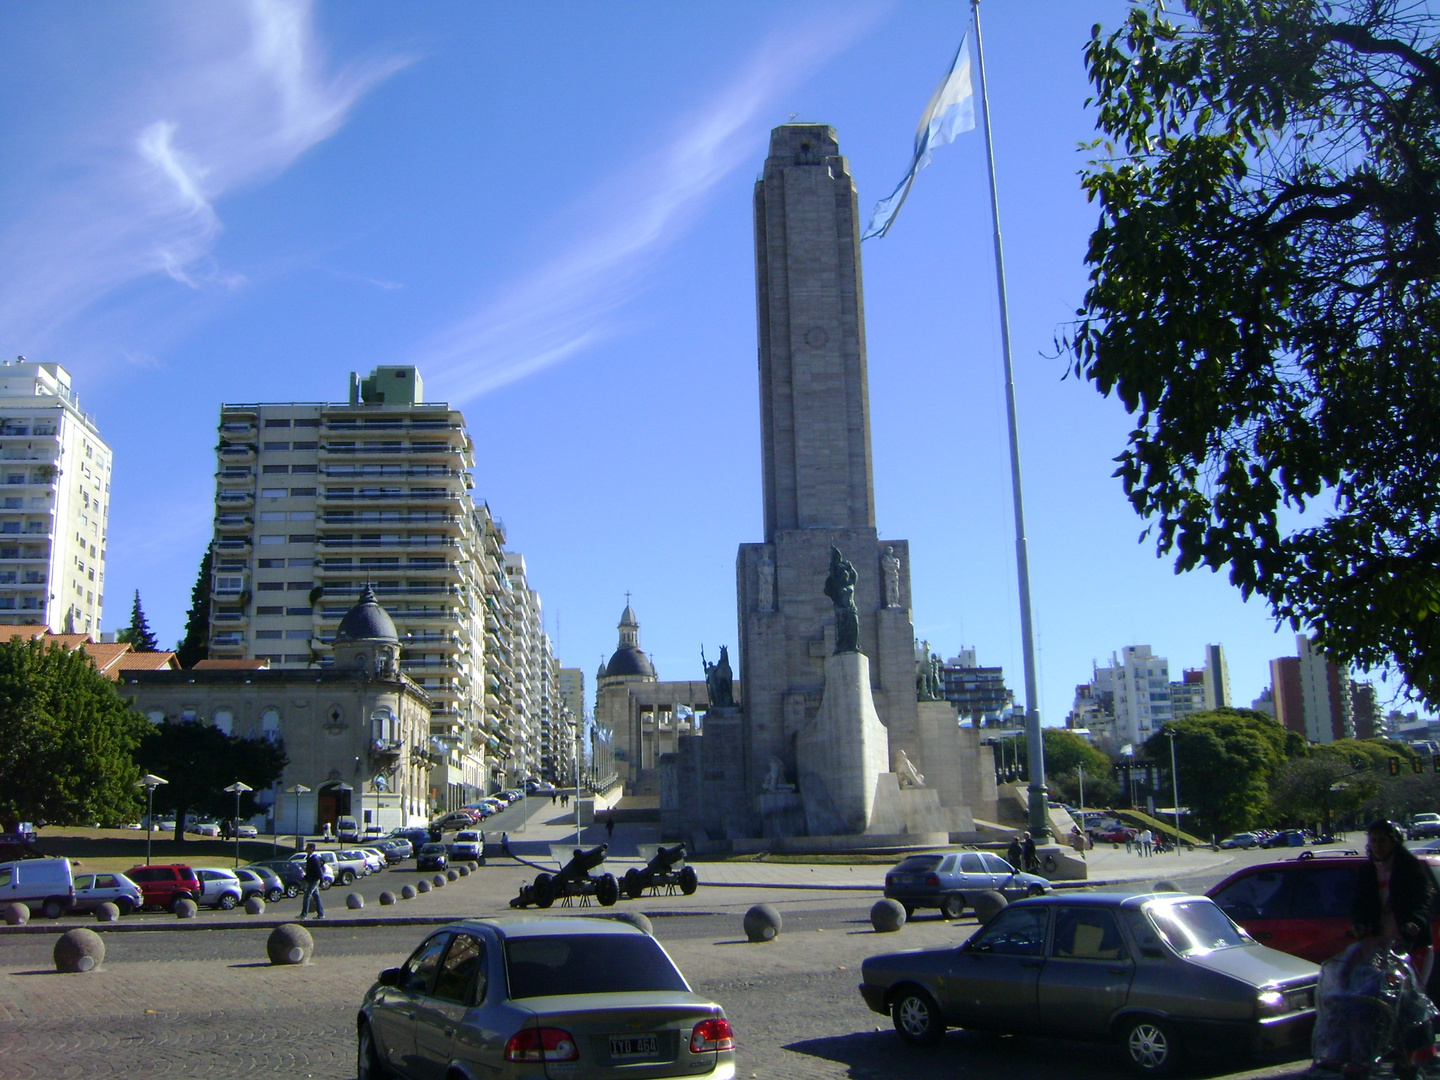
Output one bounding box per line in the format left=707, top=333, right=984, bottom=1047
left=214, top=538, right=252, bottom=552
left=217, top=491, right=253, bottom=506
left=217, top=470, right=254, bottom=485
left=218, top=443, right=257, bottom=460
left=214, top=515, right=252, bottom=531
left=316, top=537, right=460, bottom=550
left=211, top=611, right=248, bottom=625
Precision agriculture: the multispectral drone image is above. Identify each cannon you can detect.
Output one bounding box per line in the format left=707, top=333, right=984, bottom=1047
left=622, top=843, right=698, bottom=900
left=510, top=843, right=619, bottom=909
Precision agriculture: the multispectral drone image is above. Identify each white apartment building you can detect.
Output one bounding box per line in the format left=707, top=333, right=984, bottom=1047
left=207, top=366, right=504, bottom=807
left=1296, top=633, right=1354, bottom=743
left=1094, top=645, right=1172, bottom=748
left=0, top=360, right=110, bottom=634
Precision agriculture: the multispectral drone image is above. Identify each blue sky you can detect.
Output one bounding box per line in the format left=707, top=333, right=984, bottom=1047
left=0, top=1, right=1411, bottom=724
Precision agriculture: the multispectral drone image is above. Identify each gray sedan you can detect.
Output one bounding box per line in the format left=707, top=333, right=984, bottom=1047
left=69, top=871, right=142, bottom=915
left=357, top=916, right=735, bottom=1080
left=884, top=850, right=1051, bottom=919
left=859, top=892, right=1318, bottom=1076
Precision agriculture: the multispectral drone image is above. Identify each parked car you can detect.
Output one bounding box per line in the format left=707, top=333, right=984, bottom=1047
left=246, top=858, right=307, bottom=898
left=417, top=843, right=449, bottom=871
left=289, top=849, right=363, bottom=886
left=1219, top=832, right=1259, bottom=850
left=859, top=891, right=1319, bottom=1075
left=357, top=916, right=734, bottom=1080
left=233, top=866, right=285, bottom=903
left=1410, top=813, right=1440, bottom=840
left=374, top=838, right=413, bottom=863
left=1259, top=830, right=1309, bottom=849
left=390, top=827, right=430, bottom=849
left=0, top=857, right=75, bottom=919
left=192, top=821, right=221, bottom=837
left=432, top=812, right=475, bottom=832
left=1091, top=827, right=1140, bottom=845
left=192, top=868, right=245, bottom=910
left=234, top=823, right=259, bottom=839
left=69, top=871, right=141, bottom=916
left=1208, top=849, right=1440, bottom=992
left=127, top=864, right=201, bottom=912
left=336, top=816, right=361, bottom=843
left=350, top=848, right=387, bottom=875
left=448, top=831, right=482, bottom=861
left=883, top=850, right=1051, bottom=919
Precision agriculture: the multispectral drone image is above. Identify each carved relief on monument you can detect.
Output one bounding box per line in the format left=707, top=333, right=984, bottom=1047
left=755, top=549, right=775, bottom=612
left=881, top=545, right=902, bottom=608
left=762, top=755, right=795, bottom=793
left=895, top=748, right=926, bottom=788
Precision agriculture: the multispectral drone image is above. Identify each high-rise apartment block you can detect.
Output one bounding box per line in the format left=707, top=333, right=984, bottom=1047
left=206, top=366, right=562, bottom=804
left=0, top=360, right=110, bottom=634
left=1270, top=634, right=1354, bottom=743
left=937, top=647, right=1014, bottom=724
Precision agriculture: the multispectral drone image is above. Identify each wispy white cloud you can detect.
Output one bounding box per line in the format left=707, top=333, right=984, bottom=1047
left=0, top=0, right=408, bottom=351
left=413, top=6, right=885, bottom=403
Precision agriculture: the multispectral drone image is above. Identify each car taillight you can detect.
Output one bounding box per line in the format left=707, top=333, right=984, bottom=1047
left=504, top=1027, right=579, bottom=1062
left=925, top=874, right=940, bottom=887
left=690, top=1018, right=735, bottom=1053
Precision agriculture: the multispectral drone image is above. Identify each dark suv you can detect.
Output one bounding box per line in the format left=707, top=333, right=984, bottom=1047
left=126, top=864, right=201, bottom=912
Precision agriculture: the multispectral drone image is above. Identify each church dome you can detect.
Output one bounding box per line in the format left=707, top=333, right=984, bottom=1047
left=603, top=645, right=655, bottom=679
left=334, top=585, right=398, bottom=643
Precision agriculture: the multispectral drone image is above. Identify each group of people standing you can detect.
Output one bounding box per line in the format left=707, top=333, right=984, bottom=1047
left=1126, top=828, right=1158, bottom=856
left=1005, top=832, right=1039, bottom=873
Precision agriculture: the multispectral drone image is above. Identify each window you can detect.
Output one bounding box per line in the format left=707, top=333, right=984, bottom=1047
left=255, top=630, right=282, bottom=640
left=258, top=559, right=285, bottom=568
left=262, top=465, right=289, bottom=474
left=284, top=654, right=310, bottom=663
left=981, top=853, right=1015, bottom=874
left=1211, top=871, right=1293, bottom=922
left=258, top=535, right=284, bottom=545
left=295, top=418, right=320, bottom=428
left=286, top=606, right=311, bottom=616
left=288, top=511, right=314, bottom=522
left=401, top=933, right=451, bottom=995
left=146, top=710, right=166, bottom=724
left=433, top=935, right=486, bottom=1005
left=258, top=511, right=285, bottom=521
left=213, top=710, right=234, bottom=736
left=285, top=630, right=309, bottom=640
left=264, top=419, right=292, bottom=428
left=1146, top=900, right=1250, bottom=954
left=288, top=535, right=314, bottom=544
left=261, top=708, right=280, bottom=741
left=291, top=464, right=318, bottom=474
left=1052, top=908, right=1127, bottom=960
left=260, top=488, right=287, bottom=499
left=263, top=442, right=290, bottom=451
left=959, top=853, right=986, bottom=873
left=256, top=606, right=283, bottom=616
left=966, top=906, right=1048, bottom=957
left=257, top=582, right=284, bottom=592
left=286, top=581, right=312, bottom=591
left=288, top=558, right=311, bottom=568
left=1288, top=868, right=1356, bottom=920
left=503, top=935, right=686, bottom=999
left=290, top=487, right=316, bottom=497
left=292, top=441, right=318, bottom=451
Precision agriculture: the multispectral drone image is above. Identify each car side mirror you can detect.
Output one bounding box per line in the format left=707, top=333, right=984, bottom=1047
left=377, top=967, right=403, bottom=988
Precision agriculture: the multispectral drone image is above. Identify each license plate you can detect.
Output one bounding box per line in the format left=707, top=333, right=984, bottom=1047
left=609, top=1034, right=659, bottom=1059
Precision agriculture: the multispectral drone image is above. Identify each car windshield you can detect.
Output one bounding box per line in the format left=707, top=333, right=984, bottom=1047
left=893, top=855, right=943, bottom=873
left=505, top=934, right=688, bottom=998
left=421, top=844, right=444, bottom=853
left=1147, top=900, right=1251, bottom=955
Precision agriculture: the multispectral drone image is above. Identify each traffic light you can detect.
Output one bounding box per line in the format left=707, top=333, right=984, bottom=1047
left=1390, top=757, right=1401, bottom=776
left=1415, top=758, right=1426, bottom=774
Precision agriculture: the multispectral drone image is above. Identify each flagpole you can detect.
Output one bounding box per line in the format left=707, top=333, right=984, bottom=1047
left=971, top=0, right=1049, bottom=841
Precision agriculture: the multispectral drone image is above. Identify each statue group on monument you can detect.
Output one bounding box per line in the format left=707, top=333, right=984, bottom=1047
left=701, top=644, right=734, bottom=710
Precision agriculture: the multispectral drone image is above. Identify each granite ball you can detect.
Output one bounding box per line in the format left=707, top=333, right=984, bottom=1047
left=971, top=890, right=1008, bottom=926
left=266, top=923, right=314, bottom=965
left=609, top=910, right=653, bottom=936
left=870, top=898, right=907, bottom=933
left=346, top=892, right=364, bottom=910
left=456, top=866, right=469, bottom=878
left=744, top=904, right=782, bottom=943
left=468, top=861, right=479, bottom=871
left=94, top=902, right=120, bottom=923
left=378, top=891, right=396, bottom=906
left=1153, top=880, right=1182, bottom=893
left=174, top=899, right=198, bottom=919
left=446, top=869, right=459, bottom=882
left=400, top=885, right=416, bottom=899
left=432, top=874, right=446, bottom=888
left=54, top=928, right=105, bottom=973
left=3, top=903, right=29, bottom=925
left=244, top=896, right=266, bottom=915
left=416, top=880, right=431, bottom=894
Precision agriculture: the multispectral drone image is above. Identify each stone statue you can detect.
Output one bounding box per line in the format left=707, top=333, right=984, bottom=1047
left=895, top=749, right=926, bottom=788
left=881, top=545, right=901, bottom=608
left=762, top=755, right=793, bottom=793
left=702, top=645, right=734, bottom=709
left=823, top=546, right=859, bottom=654
left=916, top=648, right=944, bottom=701
left=756, top=549, right=776, bottom=612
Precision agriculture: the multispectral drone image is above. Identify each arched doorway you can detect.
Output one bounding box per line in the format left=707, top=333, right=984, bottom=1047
left=316, top=781, right=353, bottom=833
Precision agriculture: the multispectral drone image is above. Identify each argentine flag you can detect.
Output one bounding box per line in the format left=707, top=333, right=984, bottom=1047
left=863, top=32, right=976, bottom=240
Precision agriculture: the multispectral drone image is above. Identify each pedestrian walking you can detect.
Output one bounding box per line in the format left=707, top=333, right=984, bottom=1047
left=501, top=831, right=509, bottom=856
left=605, top=814, right=615, bottom=840
left=1006, top=835, right=1023, bottom=870
left=299, top=842, right=326, bottom=920
left=1021, top=831, right=1037, bottom=873
left=551, top=792, right=557, bottom=805
left=1125, top=832, right=1135, bottom=854
left=1140, top=829, right=1154, bottom=857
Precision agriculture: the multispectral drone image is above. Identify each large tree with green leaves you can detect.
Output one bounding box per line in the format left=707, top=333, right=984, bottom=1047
left=1013, top=728, right=1119, bottom=807
left=136, top=722, right=287, bottom=840
left=175, top=544, right=212, bottom=668
left=1142, top=709, right=1290, bottom=836
left=117, top=589, right=159, bottom=653
left=1071, top=1, right=1440, bottom=704
left=0, top=638, right=149, bottom=831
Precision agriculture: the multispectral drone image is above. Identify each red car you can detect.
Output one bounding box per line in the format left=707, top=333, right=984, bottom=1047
left=1089, top=826, right=1139, bottom=844
left=125, top=864, right=201, bottom=912
left=1207, top=850, right=1440, bottom=991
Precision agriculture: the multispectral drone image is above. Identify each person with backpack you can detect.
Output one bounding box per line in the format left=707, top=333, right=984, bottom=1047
left=299, top=842, right=326, bottom=920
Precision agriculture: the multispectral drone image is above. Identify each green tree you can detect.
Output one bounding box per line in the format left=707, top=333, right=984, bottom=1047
left=1070, top=1, right=1440, bottom=704
left=0, top=639, right=149, bottom=830
left=1142, top=709, right=1289, bottom=836
left=174, top=545, right=212, bottom=668
left=117, top=590, right=159, bottom=653
left=1013, top=728, right=1119, bottom=807
left=136, top=722, right=287, bottom=841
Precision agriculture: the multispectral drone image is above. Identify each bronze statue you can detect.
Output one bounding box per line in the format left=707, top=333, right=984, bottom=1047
left=823, top=546, right=859, bottom=654
left=702, top=644, right=734, bottom=709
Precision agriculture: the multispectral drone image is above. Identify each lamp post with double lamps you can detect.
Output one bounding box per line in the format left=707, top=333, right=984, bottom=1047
left=1164, top=728, right=1183, bottom=856
left=137, top=774, right=167, bottom=866
left=223, top=781, right=252, bottom=867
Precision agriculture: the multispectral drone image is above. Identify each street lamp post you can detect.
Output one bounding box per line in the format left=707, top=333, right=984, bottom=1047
left=285, top=784, right=311, bottom=853
left=223, top=781, right=252, bottom=868
left=137, top=774, right=167, bottom=866
left=1166, top=729, right=1182, bottom=856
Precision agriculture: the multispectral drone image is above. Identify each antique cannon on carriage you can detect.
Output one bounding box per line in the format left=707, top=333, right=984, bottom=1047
left=510, top=843, right=619, bottom=908
left=622, top=843, right=698, bottom=899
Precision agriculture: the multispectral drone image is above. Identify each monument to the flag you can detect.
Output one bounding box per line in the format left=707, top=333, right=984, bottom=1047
left=661, top=124, right=997, bottom=846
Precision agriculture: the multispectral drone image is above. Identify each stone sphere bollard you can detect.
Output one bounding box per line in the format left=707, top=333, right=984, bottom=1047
left=744, top=904, right=783, bottom=943
left=610, top=910, right=653, bottom=936
left=468, top=861, right=479, bottom=871
left=379, top=891, right=396, bottom=906
left=416, top=879, right=431, bottom=894
left=446, top=869, right=459, bottom=882
left=95, top=902, right=120, bottom=923
left=870, top=898, right=907, bottom=933
left=346, top=892, right=364, bottom=910
left=1153, top=880, right=1182, bottom=893
left=971, top=891, right=1008, bottom=926
left=3, top=902, right=29, bottom=925
left=244, top=896, right=266, bottom=915
left=457, top=866, right=469, bottom=878
left=174, top=899, right=198, bottom=919
left=432, top=874, right=446, bottom=888
left=400, top=885, right=416, bottom=899
left=54, top=928, right=105, bottom=973
left=266, top=923, right=314, bottom=965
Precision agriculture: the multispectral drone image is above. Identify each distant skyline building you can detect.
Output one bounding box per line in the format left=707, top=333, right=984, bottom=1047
left=1270, top=634, right=1353, bottom=743
left=0, top=360, right=110, bottom=635
left=938, top=647, right=1014, bottom=724
left=1093, top=645, right=1172, bottom=748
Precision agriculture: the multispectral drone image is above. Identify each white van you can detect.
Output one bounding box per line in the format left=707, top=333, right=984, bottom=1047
left=0, top=857, right=74, bottom=918
left=336, top=816, right=360, bottom=843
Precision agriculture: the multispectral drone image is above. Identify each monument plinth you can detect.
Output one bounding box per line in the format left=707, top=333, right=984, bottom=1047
left=795, top=651, right=891, bottom=835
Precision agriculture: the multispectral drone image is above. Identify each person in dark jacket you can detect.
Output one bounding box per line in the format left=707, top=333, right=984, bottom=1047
left=1353, top=819, right=1436, bottom=966
left=1006, top=836, right=1024, bottom=870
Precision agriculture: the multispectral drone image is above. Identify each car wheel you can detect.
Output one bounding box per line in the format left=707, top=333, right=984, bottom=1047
left=892, top=987, right=946, bottom=1046
left=357, top=1020, right=390, bottom=1080
left=1120, top=1016, right=1177, bottom=1076
left=320, top=878, right=332, bottom=891
left=41, top=897, right=65, bottom=920
left=901, top=903, right=915, bottom=919
left=285, top=883, right=300, bottom=898
left=267, top=888, right=284, bottom=903
left=940, top=894, right=966, bottom=920
left=115, top=897, right=135, bottom=916
left=217, top=893, right=237, bottom=910
left=341, top=870, right=356, bottom=886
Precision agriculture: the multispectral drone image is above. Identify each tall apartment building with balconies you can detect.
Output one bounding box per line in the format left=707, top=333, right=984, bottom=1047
left=0, top=360, right=110, bottom=634
left=208, top=366, right=493, bottom=805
